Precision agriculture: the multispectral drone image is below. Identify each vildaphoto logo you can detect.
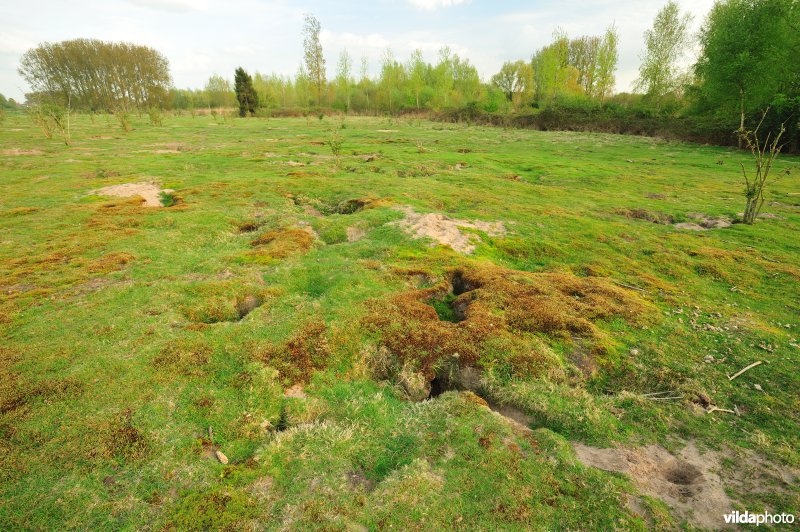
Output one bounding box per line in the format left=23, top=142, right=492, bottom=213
left=723, top=510, right=796, bottom=526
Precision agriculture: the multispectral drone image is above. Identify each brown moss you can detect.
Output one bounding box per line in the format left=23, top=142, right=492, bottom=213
left=249, top=228, right=314, bottom=259
left=153, top=339, right=212, bottom=376
left=362, top=263, right=652, bottom=386
left=1, top=207, right=41, bottom=217
left=253, top=322, right=330, bottom=383
left=93, top=408, right=152, bottom=461
left=87, top=252, right=135, bottom=274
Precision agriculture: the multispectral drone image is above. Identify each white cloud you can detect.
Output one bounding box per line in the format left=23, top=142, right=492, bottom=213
left=407, top=0, right=470, bottom=11
left=127, top=0, right=208, bottom=13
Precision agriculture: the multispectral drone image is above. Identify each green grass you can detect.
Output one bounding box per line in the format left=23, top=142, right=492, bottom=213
left=1, top=112, right=798, bottom=528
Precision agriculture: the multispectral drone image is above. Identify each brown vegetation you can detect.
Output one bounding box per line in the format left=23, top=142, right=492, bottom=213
left=363, top=262, right=652, bottom=398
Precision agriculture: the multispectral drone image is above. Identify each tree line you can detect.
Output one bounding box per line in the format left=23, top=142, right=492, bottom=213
left=14, top=1, right=800, bottom=149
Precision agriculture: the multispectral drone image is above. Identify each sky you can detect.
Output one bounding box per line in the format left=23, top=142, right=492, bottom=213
left=1, top=0, right=716, bottom=102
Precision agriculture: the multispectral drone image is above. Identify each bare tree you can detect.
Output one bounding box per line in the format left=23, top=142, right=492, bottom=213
left=737, top=109, right=787, bottom=224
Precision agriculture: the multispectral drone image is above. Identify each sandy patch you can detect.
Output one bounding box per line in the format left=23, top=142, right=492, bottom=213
left=573, top=441, right=732, bottom=529
left=2, top=148, right=44, bottom=156
left=347, top=226, right=366, bottom=242
left=392, top=206, right=506, bottom=254
left=93, top=182, right=173, bottom=208
left=674, top=213, right=732, bottom=231
left=285, top=161, right=306, bottom=167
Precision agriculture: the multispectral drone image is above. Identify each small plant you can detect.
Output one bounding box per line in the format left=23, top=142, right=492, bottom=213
left=328, top=128, right=343, bottom=166
left=318, top=112, right=325, bottom=121
left=148, top=107, right=164, bottom=126
left=26, top=102, right=70, bottom=144
left=115, top=109, right=132, bottom=132
left=160, top=191, right=178, bottom=207
left=736, top=109, right=786, bottom=225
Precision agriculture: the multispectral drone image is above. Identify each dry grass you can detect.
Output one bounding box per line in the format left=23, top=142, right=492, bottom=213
left=363, top=262, right=653, bottom=389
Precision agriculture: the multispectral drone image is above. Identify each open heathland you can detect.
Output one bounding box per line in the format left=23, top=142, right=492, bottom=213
left=1, top=113, right=798, bottom=529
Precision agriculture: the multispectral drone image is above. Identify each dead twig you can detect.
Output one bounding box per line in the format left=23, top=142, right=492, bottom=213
left=706, top=406, right=736, bottom=414
left=728, top=360, right=763, bottom=381
left=613, top=281, right=650, bottom=293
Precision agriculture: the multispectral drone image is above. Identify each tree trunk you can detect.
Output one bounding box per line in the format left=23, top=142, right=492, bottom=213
left=738, top=88, right=745, bottom=149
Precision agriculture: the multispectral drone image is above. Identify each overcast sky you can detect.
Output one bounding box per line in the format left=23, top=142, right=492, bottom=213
left=1, top=0, right=716, bottom=102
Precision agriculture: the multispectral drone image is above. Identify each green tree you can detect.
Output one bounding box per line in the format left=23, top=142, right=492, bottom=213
left=335, top=50, right=353, bottom=111
left=234, top=67, right=258, bottom=117
left=594, top=25, right=619, bottom=101
left=18, top=39, right=171, bottom=112
left=302, top=13, right=326, bottom=106
left=205, top=75, right=234, bottom=108
left=407, top=49, right=428, bottom=109
left=491, top=60, right=533, bottom=108
left=634, top=1, right=693, bottom=106
left=695, top=0, right=794, bottom=136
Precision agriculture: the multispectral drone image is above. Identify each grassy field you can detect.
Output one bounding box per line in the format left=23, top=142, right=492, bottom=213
left=1, top=112, right=798, bottom=529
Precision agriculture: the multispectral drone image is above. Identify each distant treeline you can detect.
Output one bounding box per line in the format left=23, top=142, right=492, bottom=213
left=14, top=0, right=800, bottom=151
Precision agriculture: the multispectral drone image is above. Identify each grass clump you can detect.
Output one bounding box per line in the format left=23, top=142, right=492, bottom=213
left=246, top=228, right=314, bottom=262
left=364, top=263, right=652, bottom=399
left=253, top=321, right=330, bottom=384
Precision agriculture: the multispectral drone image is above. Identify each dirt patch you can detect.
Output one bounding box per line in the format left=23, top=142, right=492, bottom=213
left=365, top=264, right=652, bottom=400
left=233, top=220, right=263, bottom=233
left=2, top=148, right=44, bottom=156
left=391, top=206, right=506, bottom=254
left=347, top=226, right=366, bottom=242
left=94, top=182, right=173, bottom=208
left=683, top=213, right=732, bottom=230
left=616, top=208, right=732, bottom=231
left=573, top=441, right=731, bottom=529
left=615, top=208, right=674, bottom=225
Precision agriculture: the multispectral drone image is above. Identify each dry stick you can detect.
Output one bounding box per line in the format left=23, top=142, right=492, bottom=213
left=613, top=281, right=650, bottom=293
left=706, top=406, right=736, bottom=415
left=728, top=360, right=763, bottom=381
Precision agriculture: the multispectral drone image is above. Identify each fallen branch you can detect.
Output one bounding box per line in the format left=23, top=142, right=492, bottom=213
left=706, top=406, right=736, bottom=414
left=613, top=281, right=650, bottom=293
left=728, top=360, right=763, bottom=381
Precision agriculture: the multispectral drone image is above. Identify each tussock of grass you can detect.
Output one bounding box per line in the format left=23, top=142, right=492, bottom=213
left=254, top=322, right=331, bottom=384
left=364, top=262, right=653, bottom=399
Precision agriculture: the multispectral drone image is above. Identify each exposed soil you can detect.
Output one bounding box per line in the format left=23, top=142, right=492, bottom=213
left=573, top=441, right=732, bottom=529
left=616, top=208, right=732, bottom=231
left=346, top=226, right=366, bottom=242
left=391, top=205, right=507, bottom=254
left=94, top=182, right=173, bottom=208
left=2, top=149, right=44, bottom=156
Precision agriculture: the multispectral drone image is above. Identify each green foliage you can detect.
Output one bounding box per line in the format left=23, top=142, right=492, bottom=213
left=147, top=107, right=163, bottom=126
left=634, top=1, right=693, bottom=106
left=18, top=39, right=170, bottom=111
left=234, top=67, right=259, bottom=117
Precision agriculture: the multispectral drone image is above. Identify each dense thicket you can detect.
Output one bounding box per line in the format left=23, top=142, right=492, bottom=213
left=18, top=39, right=171, bottom=111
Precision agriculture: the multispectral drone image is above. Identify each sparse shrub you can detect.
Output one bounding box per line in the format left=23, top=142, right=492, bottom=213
left=115, top=109, right=132, bottom=131
left=148, top=107, right=164, bottom=126
left=737, top=109, right=787, bottom=224
left=328, top=128, right=343, bottom=165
